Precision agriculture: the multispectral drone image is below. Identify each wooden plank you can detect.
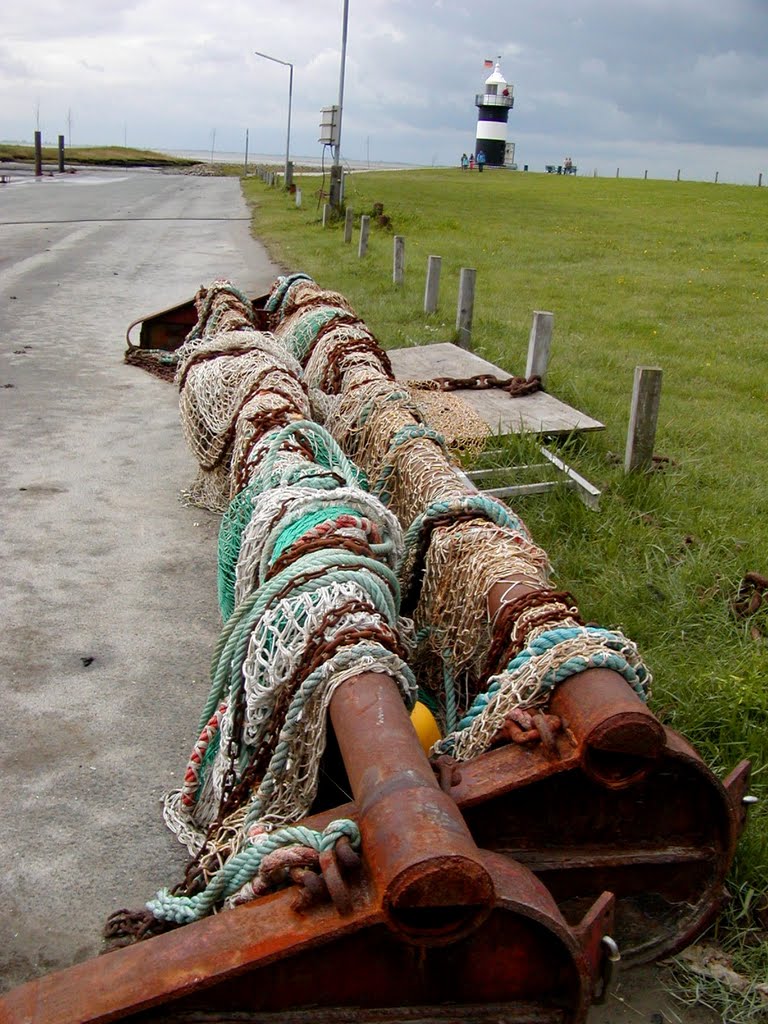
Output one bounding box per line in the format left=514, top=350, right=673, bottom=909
left=388, top=343, right=603, bottom=437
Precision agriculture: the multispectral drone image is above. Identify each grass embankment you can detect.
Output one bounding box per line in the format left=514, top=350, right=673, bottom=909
left=0, top=143, right=197, bottom=168
left=242, top=169, right=768, bottom=1014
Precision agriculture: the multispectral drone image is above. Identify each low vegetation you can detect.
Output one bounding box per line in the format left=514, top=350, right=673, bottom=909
left=0, top=143, right=196, bottom=168
left=241, top=167, right=768, bottom=1019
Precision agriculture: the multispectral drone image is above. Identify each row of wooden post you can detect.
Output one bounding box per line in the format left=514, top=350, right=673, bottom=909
left=256, top=167, right=282, bottom=189
left=266, top=180, right=663, bottom=474
left=31, top=131, right=67, bottom=176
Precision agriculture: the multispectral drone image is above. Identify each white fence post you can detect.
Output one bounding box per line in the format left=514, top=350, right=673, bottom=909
left=625, top=367, right=663, bottom=472
left=393, top=236, right=405, bottom=285
left=424, top=255, right=442, bottom=313
left=358, top=215, right=370, bottom=257
left=456, top=268, right=476, bottom=350
left=525, top=311, right=554, bottom=386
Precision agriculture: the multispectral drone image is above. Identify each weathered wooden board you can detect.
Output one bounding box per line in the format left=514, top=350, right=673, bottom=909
left=388, top=343, right=603, bottom=437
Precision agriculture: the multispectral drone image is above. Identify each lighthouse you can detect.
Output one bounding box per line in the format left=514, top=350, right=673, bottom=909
left=475, top=59, right=514, bottom=167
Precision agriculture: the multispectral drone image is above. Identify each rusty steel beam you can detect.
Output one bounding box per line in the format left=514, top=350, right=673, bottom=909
left=329, top=671, right=494, bottom=944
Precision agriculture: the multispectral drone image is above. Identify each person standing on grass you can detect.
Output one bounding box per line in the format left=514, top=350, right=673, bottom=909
left=461, top=153, right=468, bottom=170
left=469, top=153, right=475, bottom=170
left=477, top=149, right=486, bottom=173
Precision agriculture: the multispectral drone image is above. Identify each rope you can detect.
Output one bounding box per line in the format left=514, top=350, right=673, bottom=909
left=433, top=625, right=652, bottom=760
left=147, top=819, right=360, bottom=924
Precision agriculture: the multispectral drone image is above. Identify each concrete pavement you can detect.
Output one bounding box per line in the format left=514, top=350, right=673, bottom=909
left=0, top=169, right=279, bottom=990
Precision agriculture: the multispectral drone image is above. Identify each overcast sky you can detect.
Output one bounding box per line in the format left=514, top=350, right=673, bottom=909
left=4, top=0, right=768, bottom=183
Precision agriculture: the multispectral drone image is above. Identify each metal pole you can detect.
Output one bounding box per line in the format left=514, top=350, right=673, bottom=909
left=334, top=0, right=349, bottom=167
left=244, top=128, right=249, bottom=175
left=330, top=0, right=349, bottom=207
left=254, top=50, right=293, bottom=188
left=286, top=62, right=293, bottom=185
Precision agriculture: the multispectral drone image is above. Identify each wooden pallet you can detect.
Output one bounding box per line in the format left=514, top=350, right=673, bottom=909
left=388, top=343, right=603, bottom=437
left=388, top=342, right=603, bottom=508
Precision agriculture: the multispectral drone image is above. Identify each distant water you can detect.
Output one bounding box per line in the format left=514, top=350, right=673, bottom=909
left=163, top=149, right=427, bottom=172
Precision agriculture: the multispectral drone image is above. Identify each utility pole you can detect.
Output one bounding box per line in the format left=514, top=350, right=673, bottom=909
left=329, top=0, right=349, bottom=208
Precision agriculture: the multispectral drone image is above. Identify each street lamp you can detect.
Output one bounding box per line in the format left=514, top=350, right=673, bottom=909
left=253, top=49, right=293, bottom=186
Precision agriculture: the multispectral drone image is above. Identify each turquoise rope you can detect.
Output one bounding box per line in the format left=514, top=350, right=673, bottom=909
left=257, top=421, right=363, bottom=490
left=147, top=819, right=359, bottom=925
left=218, top=484, right=257, bottom=620
left=268, top=505, right=360, bottom=564
left=372, top=425, right=447, bottom=505
left=217, top=421, right=370, bottom=621
left=457, top=626, right=650, bottom=732
left=403, top=494, right=529, bottom=559
left=199, top=551, right=402, bottom=733
left=264, top=273, right=314, bottom=315
left=442, top=651, right=458, bottom=734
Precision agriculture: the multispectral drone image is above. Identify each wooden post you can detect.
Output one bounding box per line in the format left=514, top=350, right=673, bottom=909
left=295, top=188, right=302, bottom=207
left=676, top=169, right=681, bottom=181
left=34, top=131, right=42, bottom=177
left=322, top=203, right=331, bottom=227
left=616, top=167, right=620, bottom=178
left=455, top=268, right=476, bottom=350
left=644, top=169, right=648, bottom=180
left=624, top=367, right=663, bottom=473
left=393, top=235, right=405, bottom=285
left=424, top=255, right=442, bottom=313
left=525, top=311, right=554, bottom=386
left=759, top=173, right=763, bottom=188
left=58, top=134, right=65, bottom=173
left=715, top=171, right=719, bottom=184
left=358, top=215, right=370, bottom=257
left=344, top=206, right=354, bottom=243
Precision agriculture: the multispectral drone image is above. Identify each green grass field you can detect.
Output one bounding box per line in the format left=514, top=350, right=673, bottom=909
left=0, top=143, right=196, bottom=167
left=242, top=168, right=768, bottom=1014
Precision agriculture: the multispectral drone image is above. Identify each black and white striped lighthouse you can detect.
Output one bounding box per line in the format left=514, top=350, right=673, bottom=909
left=475, top=59, right=514, bottom=167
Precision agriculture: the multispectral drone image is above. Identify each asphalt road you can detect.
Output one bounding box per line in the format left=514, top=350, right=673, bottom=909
left=0, top=168, right=279, bottom=991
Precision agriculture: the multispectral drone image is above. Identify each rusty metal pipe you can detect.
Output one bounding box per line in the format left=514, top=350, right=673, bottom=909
left=329, top=671, right=494, bottom=945
left=487, top=579, right=664, bottom=789
left=551, top=669, right=665, bottom=788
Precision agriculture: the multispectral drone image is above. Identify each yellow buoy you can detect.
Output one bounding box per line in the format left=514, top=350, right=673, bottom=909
left=410, top=701, right=442, bottom=754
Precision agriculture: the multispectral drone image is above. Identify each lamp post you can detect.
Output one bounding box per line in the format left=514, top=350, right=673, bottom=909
left=329, top=0, right=349, bottom=208
left=254, top=49, right=293, bottom=186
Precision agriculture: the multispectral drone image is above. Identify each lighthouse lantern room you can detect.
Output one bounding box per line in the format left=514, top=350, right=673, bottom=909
left=475, top=59, right=514, bottom=167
